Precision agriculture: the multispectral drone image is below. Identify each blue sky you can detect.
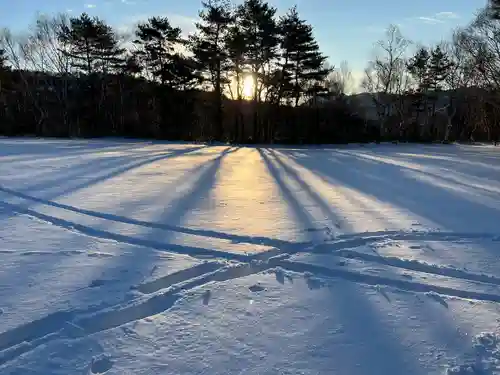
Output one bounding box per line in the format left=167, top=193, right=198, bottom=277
left=2, top=0, right=487, bottom=84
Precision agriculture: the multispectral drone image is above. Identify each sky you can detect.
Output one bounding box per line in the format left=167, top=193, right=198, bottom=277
left=1, top=0, right=488, bottom=89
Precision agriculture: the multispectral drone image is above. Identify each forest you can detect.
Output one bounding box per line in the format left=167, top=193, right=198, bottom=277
left=0, top=0, right=500, bottom=144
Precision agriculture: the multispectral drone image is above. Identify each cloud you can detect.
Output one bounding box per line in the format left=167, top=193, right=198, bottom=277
left=435, top=11, right=459, bottom=19
left=417, top=16, right=443, bottom=24
left=113, top=13, right=197, bottom=56
left=84, top=4, right=96, bottom=8
left=416, top=11, right=459, bottom=25
left=115, top=13, right=197, bottom=38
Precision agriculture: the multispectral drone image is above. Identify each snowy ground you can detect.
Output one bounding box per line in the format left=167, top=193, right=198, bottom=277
left=1, top=138, right=500, bottom=374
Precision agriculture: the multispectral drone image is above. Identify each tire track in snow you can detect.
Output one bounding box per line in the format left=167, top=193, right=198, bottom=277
left=0, top=261, right=271, bottom=366
left=311, top=231, right=500, bottom=254
left=133, top=261, right=224, bottom=294
left=77, top=261, right=271, bottom=335
left=270, top=258, right=500, bottom=304
left=0, top=200, right=249, bottom=262
left=2, top=185, right=499, bottom=260
left=334, top=249, right=500, bottom=287
left=3, top=191, right=500, bottom=365
left=2, top=188, right=500, bottom=263
left=252, top=230, right=500, bottom=263
left=0, top=185, right=305, bottom=250
left=3, top=251, right=500, bottom=367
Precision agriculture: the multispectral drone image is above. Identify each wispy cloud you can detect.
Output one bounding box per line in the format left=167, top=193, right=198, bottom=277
left=418, top=16, right=443, bottom=24
left=84, top=4, right=96, bottom=8
left=113, top=13, right=197, bottom=55
left=416, top=11, right=459, bottom=25
left=116, top=13, right=197, bottom=37
left=435, top=11, right=459, bottom=19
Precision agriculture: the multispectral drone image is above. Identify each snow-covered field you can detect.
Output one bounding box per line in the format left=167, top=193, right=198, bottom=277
left=1, top=138, right=500, bottom=375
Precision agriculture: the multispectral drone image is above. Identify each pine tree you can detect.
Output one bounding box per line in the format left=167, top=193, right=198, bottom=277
left=58, top=13, right=125, bottom=75
left=191, top=0, right=233, bottom=140
left=278, top=6, right=330, bottom=106
left=428, top=46, right=454, bottom=92
left=491, top=0, right=500, bottom=18
left=134, top=16, right=199, bottom=89
left=236, top=0, right=279, bottom=101
left=427, top=45, right=454, bottom=135
left=225, top=24, right=247, bottom=100
left=0, top=49, right=8, bottom=71
left=56, top=13, right=126, bottom=134
left=406, top=47, right=431, bottom=126
left=406, top=47, right=431, bottom=92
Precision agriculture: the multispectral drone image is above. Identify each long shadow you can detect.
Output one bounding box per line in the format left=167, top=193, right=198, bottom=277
left=286, top=148, right=500, bottom=235
left=338, top=150, right=500, bottom=202
left=60, top=146, right=243, bottom=324
left=24, top=145, right=205, bottom=195
left=268, top=148, right=344, bottom=231
left=298, top=281, right=430, bottom=375
left=0, top=176, right=303, bottom=250
left=134, top=146, right=245, bottom=262
left=259, top=148, right=446, bottom=371
left=0, top=145, right=206, bottom=222
left=370, top=146, right=500, bottom=175
left=368, top=145, right=500, bottom=174
left=0, top=200, right=248, bottom=263
left=0, top=138, right=152, bottom=159
left=257, top=148, right=317, bottom=238
left=0, top=143, right=213, bottom=326
left=342, top=150, right=500, bottom=208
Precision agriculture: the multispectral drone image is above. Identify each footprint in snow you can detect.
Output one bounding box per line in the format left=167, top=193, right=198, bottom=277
left=249, top=284, right=265, bottom=292
left=275, top=270, right=285, bottom=285
left=88, top=279, right=114, bottom=288
left=202, top=290, right=211, bottom=305
left=89, top=355, right=113, bottom=374
left=306, top=228, right=321, bottom=233
left=426, top=292, right=448, bottom=308
left=150, top=265, right=158, bottom=275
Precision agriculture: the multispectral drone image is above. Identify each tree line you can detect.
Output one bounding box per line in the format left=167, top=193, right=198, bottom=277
left=0, top=0, right=358, bottom=143
left=0, top=0, right=500, bottom=144
left=360, top=3, right=500, bottom=143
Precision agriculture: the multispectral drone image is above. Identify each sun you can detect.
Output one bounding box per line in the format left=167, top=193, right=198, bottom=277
left=242, top=74, right=255, bottom=99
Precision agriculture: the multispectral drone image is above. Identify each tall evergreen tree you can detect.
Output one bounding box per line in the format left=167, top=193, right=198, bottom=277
left=428, top=46, right=454, bottom=92
left=406, top=47, right=431, bottom=92
left=58, top=13, right=125, bottom=75
left=236, top=0, right=279, bottom=101
left=278, top=6, right=330, bottom=106
left=134, top=16, right=198, bottom=89
left=427, top=45, right=454, bottom=134
left=0, top=48, right=8, bottom=71
left=225, top=24, right=247, bottom=100
left=490, top=0, right=500, bottom=18
left=406, top=47, right=431, bottom=126
left=56, top=13, right=126, bottom=134
left=191, top=0, right=233, bottom=140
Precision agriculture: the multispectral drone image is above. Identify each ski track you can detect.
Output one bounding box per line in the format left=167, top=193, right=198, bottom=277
left=0, top=261, right=272, bottom=366
left=2, top=170, right=500, bottom=368
left=3, top=232, right=500, bottom=367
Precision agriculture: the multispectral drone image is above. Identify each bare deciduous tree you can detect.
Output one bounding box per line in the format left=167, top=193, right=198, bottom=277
left=362, top=25, right=411, bottom=137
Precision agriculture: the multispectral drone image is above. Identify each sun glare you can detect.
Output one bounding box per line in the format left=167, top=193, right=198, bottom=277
left=242, top=75, right=255, bottom=99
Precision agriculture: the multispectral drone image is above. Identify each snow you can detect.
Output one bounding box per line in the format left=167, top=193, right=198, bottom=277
left=1, top=138, right=500, bottom=374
